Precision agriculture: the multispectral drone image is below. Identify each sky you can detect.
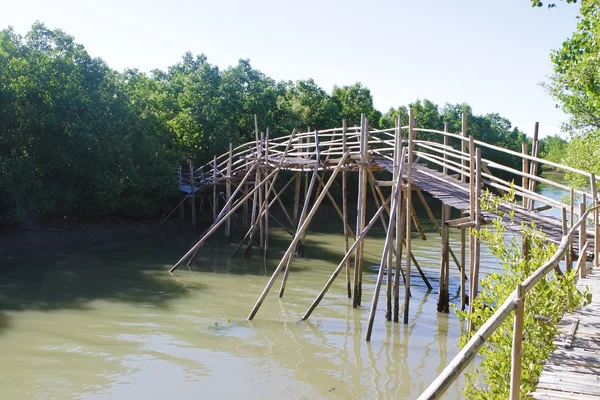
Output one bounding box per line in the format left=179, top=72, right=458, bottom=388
left=0, top=0, right=582, bottom=137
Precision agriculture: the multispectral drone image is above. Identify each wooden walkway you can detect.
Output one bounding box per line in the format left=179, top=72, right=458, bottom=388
left=531, top=268, right=600, bottom=399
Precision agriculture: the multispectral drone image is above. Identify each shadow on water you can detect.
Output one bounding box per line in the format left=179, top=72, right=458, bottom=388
left=0, top=236, right=207, bottom=335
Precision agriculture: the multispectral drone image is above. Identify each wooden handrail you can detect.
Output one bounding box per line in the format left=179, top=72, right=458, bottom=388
left=418, top=204, right=600, bottom=400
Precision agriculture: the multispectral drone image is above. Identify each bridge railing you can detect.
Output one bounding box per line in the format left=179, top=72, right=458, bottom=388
left=417, top=204, right=598, bottom=400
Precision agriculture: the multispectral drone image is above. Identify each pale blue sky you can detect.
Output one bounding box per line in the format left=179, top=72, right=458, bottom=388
left=1, top=0, right=581, bottom=137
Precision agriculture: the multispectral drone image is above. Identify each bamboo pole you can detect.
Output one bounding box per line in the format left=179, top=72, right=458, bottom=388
left=415, top=188, right=462, bottom=272
left=190, top=161, right=196, bottom=227
left=264, top=129, right=270, bottom=259
left=230, top=174, right=296, bottom=259
left=387, top=116, right=401, bottom=320
left=353, top=114, right=368, bottom=308
left=437, top=205, right=450, bottom=313
left=460, top=223, right=467, bottom=311
left=394, top=136, right=408, bottom=322
left=467, top=136, right=476, bottom=331
left=293, top=171, right=301, bottom=227
left=579, top=196, right=587, bottom=278
left=443, top=122, right=448, bottom=175
left=225, top=144, right=233, bottom=244
left=562, top=207, right=571, bottom=271
left=366, top=166, right=404, bottom=341
left=509, top=284, right=524, bottom=400
left=258, top=133, right=265, bottom=251
left=522, top=143, right=529, bottom=208
left=302, top=192, right=392, bottom=320
left=404, top=110, right=414, bottom=324
left=592, top=173, right=599, bottom=268
left=170, top=163, right=265, bottom=272
left=248, top=151, right=350, bottom=320
left=213, top=156, right=218, bottom=222
left=528, top=122, right=539, bottom=211
left=342, top=119, right=351, bottom=298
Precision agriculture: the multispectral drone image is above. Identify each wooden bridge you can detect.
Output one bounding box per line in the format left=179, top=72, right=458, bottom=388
left=168, top=111, right=600, bottom=399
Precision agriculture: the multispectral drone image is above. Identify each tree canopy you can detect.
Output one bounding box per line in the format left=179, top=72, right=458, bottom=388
left=0, top=22, right=532, bottom=225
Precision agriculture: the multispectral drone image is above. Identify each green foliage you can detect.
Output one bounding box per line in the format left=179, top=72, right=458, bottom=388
left=455, top=189, right=590, bottom=399
left=0, top=22, right=535, bottom=224
left=546, top=0, right=600, bottom=132
left=531, top=0, right=578, bottom=7
left=539, top=135, right=568, bottom=168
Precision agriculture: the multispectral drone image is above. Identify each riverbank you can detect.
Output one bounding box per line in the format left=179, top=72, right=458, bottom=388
left=0, top=218, right=182, bottom=258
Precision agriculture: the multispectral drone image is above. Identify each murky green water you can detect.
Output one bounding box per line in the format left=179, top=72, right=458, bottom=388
left=0, top=181, right=565, bottom=400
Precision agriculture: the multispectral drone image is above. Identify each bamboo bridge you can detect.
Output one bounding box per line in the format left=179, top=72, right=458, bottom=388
left=168, top=111, right=600, bottom=399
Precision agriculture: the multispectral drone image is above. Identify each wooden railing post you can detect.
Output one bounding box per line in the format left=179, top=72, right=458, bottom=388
left=510, top=284, right=524, bottom=400
left=522, top=143, right=529, bottom=208
left=528, top=122, right=539, bottom=211
left=404, top=108, right=415, bottom=324
left=591, top=173, right=599, bottom=268
left=190, top=161, right=196, bottom=227
left=460, top=113, right=468, bottom=311
left=580, top=195, right=587, bottom=278
left=225, top=143, right=232, bottom=244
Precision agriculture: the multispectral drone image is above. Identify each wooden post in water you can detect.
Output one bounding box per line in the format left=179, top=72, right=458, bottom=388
left=293, top=171, right=301, bottom=227
left=437, top=204, right=450, bottom=313
left=212, top=156, right=218, bottom=222
left=279, top=130, right=321, bottom=297
left=387, top=116, right=401, bottom=320
left=264, top=129, right=270, bottom=259
left=460, top=113, right=468, bottom=311
left=342, top=120, right=351, bottom=298
left=528, top=122, right=539, bottom=211
left=248, top=152, right=350, bottom=320
left=225, top=144, right=233, bottom=244
left=353, top=114, right=368, bottom=308
left=522, top=143, right=529, bottom=209
left=404, top=109, right=415, bottom=324
left=467, top=137, right=476, bottom=331
left=510, top=284, right=524, bottom=400
left=366, top=166, right=403, bottom=341
left=258, top=132, right=265, bottom=252
left=190, top=161, right=196, bottom=227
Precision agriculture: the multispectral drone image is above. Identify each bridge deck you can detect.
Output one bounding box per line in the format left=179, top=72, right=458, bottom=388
left=375, top=159, right=594, bottom=257
left=530, top=269, right=600, bottom=399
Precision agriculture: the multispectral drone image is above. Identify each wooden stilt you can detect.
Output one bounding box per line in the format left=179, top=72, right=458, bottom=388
left=404, top=110, right=415, bottom=324
left=248, top=152, right=350, bottom=320
left=280, top=130, right=321, bottom=297
left=190, top=162, right=196, bottom=227
left=366, top=165, right=404, bottom=341
left=437, top=204, right=450, bottom=313
left=212, top=156, right=218, bottom=222
left=353, top=115, right=368, bottom=308
left=302, top=192, right=392, bottom=320
left=225, top=144, right=232, bottom=244
left=243, top=182, right=249, bottom=228
left=522, top=143, right=529, bottom=208
left=293, top=171, right=301, bottom=227
left=387, top=117, right=401, bottom=320
left=264, top=128, right=270, bottom=260
left=258, top=133, right=265, bottom=252
left=460, top=221, right=467, bottom=311
left=342, top=119, right=351, bottom=298
left=231, top=174, right=296, bottom=259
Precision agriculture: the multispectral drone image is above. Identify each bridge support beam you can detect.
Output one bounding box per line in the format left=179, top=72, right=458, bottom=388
left=353, top=114, right=368, bottom=308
